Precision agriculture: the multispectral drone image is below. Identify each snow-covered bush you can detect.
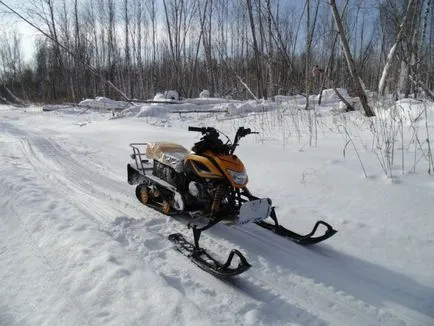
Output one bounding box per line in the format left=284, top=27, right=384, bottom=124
left=79, top=97, right=131, bottom=110
left=154, top=90, right=179, bottom=101
left=199, top=90, right=210, bottom=98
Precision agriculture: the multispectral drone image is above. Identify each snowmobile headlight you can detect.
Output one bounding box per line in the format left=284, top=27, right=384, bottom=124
left=226, top=169, right=248, bottom=185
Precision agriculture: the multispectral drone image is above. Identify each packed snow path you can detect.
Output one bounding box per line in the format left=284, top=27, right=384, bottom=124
left=1, top=106, right=433, bottom=326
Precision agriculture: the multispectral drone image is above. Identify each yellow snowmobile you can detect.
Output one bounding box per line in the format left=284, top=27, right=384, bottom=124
left=127, top=126, right=336, bottom=277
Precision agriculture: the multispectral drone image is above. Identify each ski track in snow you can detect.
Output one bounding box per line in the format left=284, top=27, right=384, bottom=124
left=1, top=119, right=433, bottom=326
left=1, top=122, right=210, bottom=326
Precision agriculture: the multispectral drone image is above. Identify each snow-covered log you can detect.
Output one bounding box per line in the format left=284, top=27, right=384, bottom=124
left=0, top=85, right=27, bottom=107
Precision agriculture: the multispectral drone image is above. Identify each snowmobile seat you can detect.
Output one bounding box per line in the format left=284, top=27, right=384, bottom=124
left=146, top=142, right=190, bottom=172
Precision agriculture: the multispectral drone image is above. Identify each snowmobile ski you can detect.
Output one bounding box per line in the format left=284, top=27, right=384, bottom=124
left=168, top=233, right=251, bottom=278
left=255, top=208, right=337, bottom=245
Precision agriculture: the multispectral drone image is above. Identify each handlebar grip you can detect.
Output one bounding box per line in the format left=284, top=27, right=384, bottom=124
left=188, top=126, right=205, bottom=132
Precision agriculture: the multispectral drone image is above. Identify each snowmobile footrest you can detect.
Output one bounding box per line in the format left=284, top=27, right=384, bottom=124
left=168, top=233, right=251, bottom=278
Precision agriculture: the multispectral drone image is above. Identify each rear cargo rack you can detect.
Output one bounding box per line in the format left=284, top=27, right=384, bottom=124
left=129, top=143, right=153, bottom=172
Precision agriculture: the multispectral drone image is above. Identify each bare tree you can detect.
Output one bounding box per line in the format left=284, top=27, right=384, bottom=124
left=305, top=0, right=311, bottom=110
left=123, top=0, right=131, bottom=98
left=144, top=0, right=158, bottom=95
left=162, top=0, right=197, bottom=94
left=378, top=0, right=416, bottom=96
left=0, top=0, right=432, bottom=104
left=329, top=0, right=375, bottom=117
left=265, top=0, right=274, bottom=97
left=200, top=0, right=216, bottom=96
left=246, top=0, right=265, bottom=98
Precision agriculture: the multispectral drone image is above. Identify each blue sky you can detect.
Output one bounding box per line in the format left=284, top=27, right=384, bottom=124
left=0, top=0, right=381, bottom=63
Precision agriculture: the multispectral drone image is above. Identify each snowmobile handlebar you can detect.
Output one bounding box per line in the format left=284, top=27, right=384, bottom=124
left=236, top=127, right=259, bottom=137
left=188, top=127, right=220, bottom=142
left=188, top=126, right=206, bottom=132
left=230, top=127, right=259, bottom=154
left=188, top=126, right=258, bottom=136
left=188, top=126, right=258, bottom=155
left=188, top=126, right=216, bottom=134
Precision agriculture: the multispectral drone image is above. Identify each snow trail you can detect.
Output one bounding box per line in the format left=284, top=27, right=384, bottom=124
left=1, top=108, right=433, bottom=326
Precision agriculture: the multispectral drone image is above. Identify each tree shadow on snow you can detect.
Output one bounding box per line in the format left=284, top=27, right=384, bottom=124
left=120, top=210, right=433, bottom=323
left=226, top=276, right=328, bottom=326
left=207, top=223, right=434, bottom=324
left=0, top=306, right=18, bottom=326
left=307, top=244, right=434, bottom=319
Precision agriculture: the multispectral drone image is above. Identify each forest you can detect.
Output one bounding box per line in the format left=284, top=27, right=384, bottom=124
left=1, top=4, right=434, bottom=323
left=0, top=0, right=433, bottom=110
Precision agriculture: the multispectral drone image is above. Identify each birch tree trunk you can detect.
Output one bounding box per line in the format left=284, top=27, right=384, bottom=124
left=266, top=0, right=273, bottom=98
left=378, top=0, right=415, bottom=96
left=148, top=0, right=158, bottom=95
left=123, top=0, right=131, bottom=98
left=246, top=0, right=264, bottom=99
left=305, top=0, right=311, bottom=110
left=187, top=0, right=208, bottom=97
left=134, top=0, right=144, bottom=98
left=329, top=0, right=375, bottom=117
left=201, top=0, right=215, bottom=96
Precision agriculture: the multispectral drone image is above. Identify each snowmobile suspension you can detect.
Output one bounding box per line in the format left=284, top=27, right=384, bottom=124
left=191, top=217, right=224, bottom=249
left=211, top=185, right=225, bottom=213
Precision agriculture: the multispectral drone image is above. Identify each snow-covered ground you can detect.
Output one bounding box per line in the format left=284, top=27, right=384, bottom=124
left=1, top=92, right=433, bottom=326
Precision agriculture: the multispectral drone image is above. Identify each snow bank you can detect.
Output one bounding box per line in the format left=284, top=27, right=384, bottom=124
left=0, top=104, right=17, bottom=111
left=119, top=104, right=171, bottom=118
left=373, top=98, right=434, bottom=124
left=79, top=97, right=132, bottom=110
left=395, top=98, right=433, bottom=122
left=275, top=89, right=356, bottom=112
left=225, top=101, right=276, bottom=116
left=117, top=96, right=274, bottom=120
left=154, top=90, right=180, bottom=101
left=275, top=94, right=306, bottom=105
left=199, top=89, right=210, bottom=98
left=184, top=97, right=240, bottom=105
left=314, top=88, right=350, bottom=104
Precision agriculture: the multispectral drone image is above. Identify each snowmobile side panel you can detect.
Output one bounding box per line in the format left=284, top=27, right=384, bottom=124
left=184, top=154, right=225, bottom=179
left=128, top=164, right=146, bottom=185
left=145, top=174, right=179, bottom=193
left=168, top=233, right=251, bottom=278
left=145, top=142, right=189, bottom=173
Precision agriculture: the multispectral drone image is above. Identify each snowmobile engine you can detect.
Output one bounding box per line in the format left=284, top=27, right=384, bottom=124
left=154, top=161, right=180, bottom=186
left=188, top=181, right=203, bottom=198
